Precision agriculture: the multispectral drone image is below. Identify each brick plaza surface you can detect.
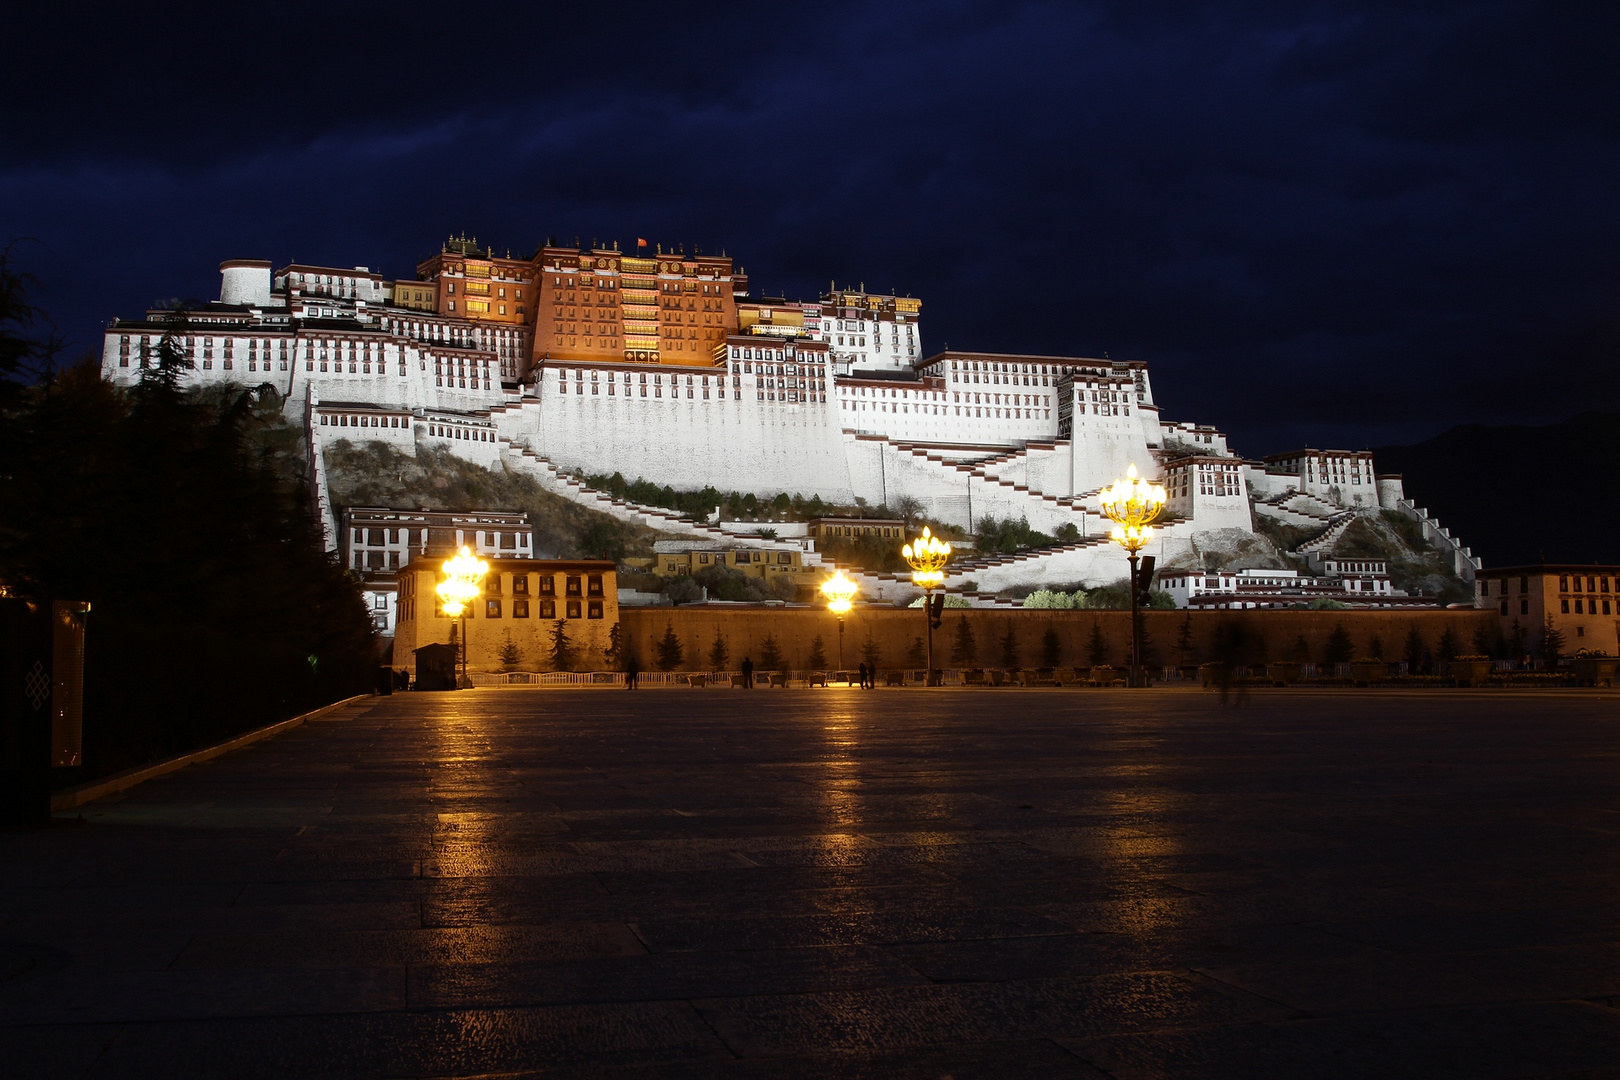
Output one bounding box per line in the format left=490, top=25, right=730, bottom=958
left=4, top=688, right=1620, bottom=1078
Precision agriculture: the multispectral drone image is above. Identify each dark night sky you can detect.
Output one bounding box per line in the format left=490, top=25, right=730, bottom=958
left=5, top=1, right=1617, bottom=456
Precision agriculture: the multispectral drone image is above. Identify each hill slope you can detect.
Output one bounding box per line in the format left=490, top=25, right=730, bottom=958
left=1373, top=413, right=1619, bottom=568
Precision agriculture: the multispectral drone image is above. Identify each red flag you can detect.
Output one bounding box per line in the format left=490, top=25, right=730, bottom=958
left=636, top=238, right=648, bottom=248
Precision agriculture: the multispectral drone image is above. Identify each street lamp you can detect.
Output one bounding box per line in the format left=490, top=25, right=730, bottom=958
left=437, top=546, right=488, bottom=689
left=902, top=526, right=952, bottom=685
left=820, top=570, right=858, bottom=675
left=1098, top=464, right=1166, bottom=688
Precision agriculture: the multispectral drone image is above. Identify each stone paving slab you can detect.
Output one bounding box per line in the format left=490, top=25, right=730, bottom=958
left=1, top=687, right=1619, bottom=1076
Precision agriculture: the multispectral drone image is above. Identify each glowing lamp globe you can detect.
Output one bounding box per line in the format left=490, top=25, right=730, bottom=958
left=1098, top=464, right=1167, bottom=554
left=820, top=570, right=858, bottom=616
left=901, top=525, right=952, bottom=590
left=436, top=546, right=489, bottom=618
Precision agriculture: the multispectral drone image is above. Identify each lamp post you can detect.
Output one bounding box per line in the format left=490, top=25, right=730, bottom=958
left=437, top=546, right=488, bottom=689
left=820, top=570, right=858, bottom=675
left=1098, top=464, right=1166, bottom=688
left=902, top=526, right=952, bottom=685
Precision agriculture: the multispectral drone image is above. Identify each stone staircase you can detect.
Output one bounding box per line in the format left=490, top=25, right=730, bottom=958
left=498, top=439, right=789, bottom=550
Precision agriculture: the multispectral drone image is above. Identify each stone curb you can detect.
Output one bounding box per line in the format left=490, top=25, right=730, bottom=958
left=49, top=693, right=374, bottom=812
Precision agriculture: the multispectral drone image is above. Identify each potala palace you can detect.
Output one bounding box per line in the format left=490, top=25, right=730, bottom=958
left=100, top=235, right=1480, bottom=602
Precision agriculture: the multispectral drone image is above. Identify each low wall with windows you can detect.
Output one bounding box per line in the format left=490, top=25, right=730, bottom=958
left=619, top=606, right=1499, bottom=672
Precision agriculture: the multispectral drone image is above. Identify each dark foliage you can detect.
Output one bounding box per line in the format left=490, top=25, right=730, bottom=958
left=806, top=634, right=828, bottom=670
left=759, top=633, right=786, bottom=674
left=1087, top=622, right=1109, bottom=666
left=950, top=617, right=977, bottom=666
left=0, top=285, right=375, bottom=780
left=655, top=622, right=684, bottom=670
left=1323, top=623, right=1355, bottom=666
left=1040, top=626, right=1062, bottom=668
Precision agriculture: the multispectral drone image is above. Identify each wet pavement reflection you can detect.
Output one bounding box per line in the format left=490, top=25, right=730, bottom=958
left=4, top=687, right=1620, bottom=1077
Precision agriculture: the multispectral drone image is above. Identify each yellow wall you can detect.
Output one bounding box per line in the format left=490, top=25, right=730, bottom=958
left=619, top=606, right=1499, bottom=671
left=393, top=560, right=619, bottom=672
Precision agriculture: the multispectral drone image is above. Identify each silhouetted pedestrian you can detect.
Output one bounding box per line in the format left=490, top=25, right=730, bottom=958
left=625, top=655, right=640, bottom=689
left=857, top=661, right=867, bottom=689
left=741, top=656, right=754, bottom=689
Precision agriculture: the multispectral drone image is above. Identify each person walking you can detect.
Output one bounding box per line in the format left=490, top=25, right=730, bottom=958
left=857, top=661, right=868, bottom=690
left=741, top=656, right=754, bottom=689
left=625, top=655, right=640, bottom=690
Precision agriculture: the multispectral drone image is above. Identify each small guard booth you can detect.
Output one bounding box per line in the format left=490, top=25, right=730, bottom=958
left=1, top=598, right=90, bottom=823
left=412, top=642, right=458, bottom=691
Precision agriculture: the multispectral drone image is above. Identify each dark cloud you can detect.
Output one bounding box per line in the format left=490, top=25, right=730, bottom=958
left=5, top=0, right=1617, bottom=455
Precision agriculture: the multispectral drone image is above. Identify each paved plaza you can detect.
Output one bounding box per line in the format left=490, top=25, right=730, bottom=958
left=4, top=687, right=1620, bottom=1078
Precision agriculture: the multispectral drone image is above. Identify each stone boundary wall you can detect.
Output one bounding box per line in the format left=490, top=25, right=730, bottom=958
left=620, top=606, right=1498, bottom=672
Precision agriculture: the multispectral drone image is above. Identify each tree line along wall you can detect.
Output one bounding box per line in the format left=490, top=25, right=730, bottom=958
left=617, top=607, right=1499, bottom=671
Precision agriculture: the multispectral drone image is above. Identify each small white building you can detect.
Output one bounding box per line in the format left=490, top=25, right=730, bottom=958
left=1158, top=564, right=1422, bottom=609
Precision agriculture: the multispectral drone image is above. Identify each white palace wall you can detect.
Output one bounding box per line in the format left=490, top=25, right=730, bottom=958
left=494, top=371, right=857, bottom=501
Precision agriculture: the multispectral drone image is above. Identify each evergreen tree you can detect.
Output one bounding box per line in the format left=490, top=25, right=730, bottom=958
left=1367, top=635, right=1386, bottom=660
left=1138, top=621, right=1161, bottom=667
left=1040, top=625, right=1063, bottom=668
left=1472, top=623, right=1496, bottom=659
left=999, top=622, right=1020, bottom=668
left=1436, top=626, right=1458, bottom=663
left=1087, top=622, right=1109, bottom=666
left=906, top=636, right=926, bottom=667
left=708, top=630, right=729, bottom=671
left=498, top=631, right=524, bottom=672
left=548, top=619, right=575, bottom=671
left=807, top=634, right=828, bottom=670
left=1175, top=614, right=1195, bottom=666
left=656, top=621, right=684, bottom=670
left=1541, top=614, right=1566, bottom=666
left=605, top=622, right=626, bottom=670
left=759, top=632, right=786, bottom=673
left=1323, top=623, right=1354, bottom=666
left=1403, top=626, right=1426, bottom=671
left=1292, top=634, right=1312, bottom=663
left=860, top=631, right=881, bottom=670
left=950, top=617, right=977, bottom=666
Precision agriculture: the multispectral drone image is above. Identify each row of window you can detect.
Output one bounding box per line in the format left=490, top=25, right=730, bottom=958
left=476, top=598, right=603, bottom=620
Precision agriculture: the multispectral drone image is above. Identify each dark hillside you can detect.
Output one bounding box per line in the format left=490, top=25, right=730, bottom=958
left=1374, top=413, right=1619, bottom=567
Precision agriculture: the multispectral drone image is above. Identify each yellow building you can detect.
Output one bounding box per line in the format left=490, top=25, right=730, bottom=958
left=806, top=517, right=907, bottom=543
left=650, top=541, right=810, bottom=581
left=392, top=556, right=619, bottom=673
left=1474, top=564, right=1620, bottom=657
left=390, top=280, right=438, bottom=311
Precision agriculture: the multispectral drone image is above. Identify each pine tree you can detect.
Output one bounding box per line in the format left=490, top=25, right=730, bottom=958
left=605, top=622, right=626, bottom=670
left=1292, top=634, right=1312, bottom=663
left=760, top=632, right=786, bottom=674
left=950, top=617, right=977, bottom=666
left=1174, top=614, right=1195, bottom=666
left=1323, top=623, right=1354, bottom=666
left=1436, top=626, right=1458, bottom=662
left=807, top=634, right=828, bottom=670
left=498, top=631, right=523, bottom=672
left=999, top=622, right=1020, bottom=668
left=906, top=636, right=926, bottom=667
left=548, top=619, right=575, bottom=672
left=656, top=621, right=684, bottom=670
left=1040, top=625, right=1062, bottom=668
left=1472, top=623, right=1495, bottom=659
left=708, top=630, right=729, bottom=671
left=1403, top=625, right=1426, bottom=671
left=1541, top=614, right=1566, bottom=666
left=1087, top=622, right=1109, bottom=666
left=860, top=631, right=881, bottom=669
left=1367, top=635, right=1385, bottom=660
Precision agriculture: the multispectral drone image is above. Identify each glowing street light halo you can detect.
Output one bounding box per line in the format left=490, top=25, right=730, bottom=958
left=820, top=569, right=858, bottom=616
left=1099, top=463, right=1167, bottom=687
left=436, top=546, right=488, bottom=686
